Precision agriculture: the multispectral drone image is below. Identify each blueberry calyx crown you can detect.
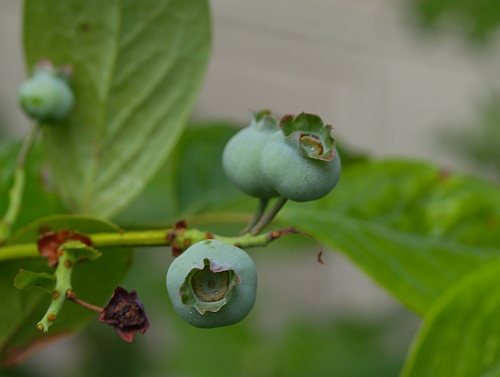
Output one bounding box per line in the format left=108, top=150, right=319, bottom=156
left=279, top=112, right=336, bottom=161
left=179, top=257, right=241, bottom=315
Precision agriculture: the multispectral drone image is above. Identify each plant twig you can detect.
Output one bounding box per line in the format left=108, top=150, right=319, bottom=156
left=0, top=125, right=39, bottom=244
left=0, top=221, right=302, bottom=263
left=66, top=290, right=103, bottom=313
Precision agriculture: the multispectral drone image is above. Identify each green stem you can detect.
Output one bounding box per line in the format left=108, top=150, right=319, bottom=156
left=37, top=249, right=73, bottom=332
left=0, top=224, right=292, bottom=264
left=0, top=125, right=39, bottom=244
left=90, top=229, right=171, bottom=247
left=237, top=198, right=269, bottom=236
left=0, top=243, right=38, bottom=260
left=250, top=196, right=288, bottom=235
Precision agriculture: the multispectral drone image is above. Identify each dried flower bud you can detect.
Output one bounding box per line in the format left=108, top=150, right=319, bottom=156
left=98, top=287, right=150, bottom=342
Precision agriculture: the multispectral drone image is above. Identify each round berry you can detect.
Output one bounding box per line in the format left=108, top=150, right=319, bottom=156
left=259, top=113, right=341, bottom=202
left=222, top=110, right=280, bottom=198
left=166, top=240, right=257, bottom=328
left=18, top=63, right=74, bottom=122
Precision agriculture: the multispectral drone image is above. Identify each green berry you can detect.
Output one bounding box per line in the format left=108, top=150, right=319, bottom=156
left=259, top=113, right=341, bottom=202
left=18, top=61, right=74, bottom=122
left=166, top=240, right=257, bottom=328
left=222, top=110, right=280, bottom=198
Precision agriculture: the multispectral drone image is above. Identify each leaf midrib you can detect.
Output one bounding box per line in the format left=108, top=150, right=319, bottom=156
left=83, top=0, right=124, bottom=215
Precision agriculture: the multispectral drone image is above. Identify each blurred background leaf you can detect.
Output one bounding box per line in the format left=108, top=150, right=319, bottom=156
left=437, top=91, right=500, bottom=182
left=408, top=0, right=500, bottom=42
left=0, top=139, right=66, bottom=234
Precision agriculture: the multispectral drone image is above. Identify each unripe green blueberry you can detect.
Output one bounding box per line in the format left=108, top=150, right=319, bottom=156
left=259, top=113, right=341, bottom=202
left=222, top=110, right=280, bottom=198
left=166, top=239, right=257, bottom=328
left=18, top=61, right=74, bottom=122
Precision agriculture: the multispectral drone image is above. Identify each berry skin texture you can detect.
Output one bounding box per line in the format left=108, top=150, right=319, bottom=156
left=166, top=240, right=257, bottom=328
left=222, top=110, right=280, bottom=199
left=18, top=72, right=74, bottom=122
left=260, top=130, right=341, bottom=202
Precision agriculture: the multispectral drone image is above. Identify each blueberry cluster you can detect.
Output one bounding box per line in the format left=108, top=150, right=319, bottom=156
left=223, top=111, right=341, bottom=202
left=166, top=111, right=341, bottom=329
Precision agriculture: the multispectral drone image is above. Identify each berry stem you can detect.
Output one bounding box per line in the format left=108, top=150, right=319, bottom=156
left=66, top=290, right=103, bottom=313
left=236, top=198, right=269, bottom=236
left=0, top=125, right=39, bottom=244
left=249, top=196, right=288, bottom=235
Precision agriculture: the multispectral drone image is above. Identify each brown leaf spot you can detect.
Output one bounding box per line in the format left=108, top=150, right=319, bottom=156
left=79, top=23, right=91, bottom=32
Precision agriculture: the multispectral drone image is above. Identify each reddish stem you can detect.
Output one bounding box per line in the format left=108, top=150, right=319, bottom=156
left=66, top=290, right=103, bottom=313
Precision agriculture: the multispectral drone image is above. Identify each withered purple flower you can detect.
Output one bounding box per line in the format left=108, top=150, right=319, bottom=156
left=98, top=287, right=150, bottom=342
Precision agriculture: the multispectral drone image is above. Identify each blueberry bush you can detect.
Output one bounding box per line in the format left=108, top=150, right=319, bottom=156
left=1, top=1, right=500, bottom=376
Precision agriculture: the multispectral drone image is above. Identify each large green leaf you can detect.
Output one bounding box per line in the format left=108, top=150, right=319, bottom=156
left=22, top=0, right=211, bottom=218
left=400, top=259, right=500, bottom=377
left=0, top=215, right=132, bottom=367
left=279, top=160, right=500, bottom=315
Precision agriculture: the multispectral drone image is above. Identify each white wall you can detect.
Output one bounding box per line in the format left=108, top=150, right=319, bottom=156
left=0, top=1, right=27, bottom=135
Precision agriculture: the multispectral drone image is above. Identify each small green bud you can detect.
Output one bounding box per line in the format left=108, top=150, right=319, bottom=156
left=18, top=60, right=74, bottom=122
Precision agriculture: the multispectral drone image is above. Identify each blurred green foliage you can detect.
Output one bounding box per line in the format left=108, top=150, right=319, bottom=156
left=438, top=92, right=500, bottom=182
left=409, top=0, right=500, bottom=42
